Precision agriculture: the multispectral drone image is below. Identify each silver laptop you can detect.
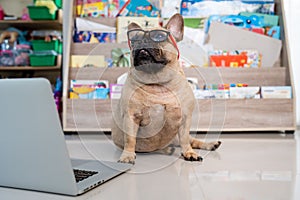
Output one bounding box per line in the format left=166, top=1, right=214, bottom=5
left=0, top=78, right=132, bottom=196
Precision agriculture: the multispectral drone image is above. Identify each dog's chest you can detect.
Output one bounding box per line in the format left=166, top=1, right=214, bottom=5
left=128, top=84, right=182, bottom=127
left=132, top=84, right=180, bottom=106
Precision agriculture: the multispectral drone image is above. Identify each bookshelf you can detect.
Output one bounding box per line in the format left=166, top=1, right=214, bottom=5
left=62, top=0, right=296, bottom=133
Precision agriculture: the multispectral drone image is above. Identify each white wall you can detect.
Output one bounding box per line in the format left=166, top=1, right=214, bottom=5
left=284, top=0, right=300, bottom=127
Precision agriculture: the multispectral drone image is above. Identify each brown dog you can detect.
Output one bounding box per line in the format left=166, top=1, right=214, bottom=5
left=112, top=14, right=221, bottom=164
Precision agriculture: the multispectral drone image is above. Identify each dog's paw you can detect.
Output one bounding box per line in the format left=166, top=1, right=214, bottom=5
left=181, top=150, right=203, bottom=162
left=118, top=151, right=136, bottom=164
left=203, top=141, right=221, bottom=151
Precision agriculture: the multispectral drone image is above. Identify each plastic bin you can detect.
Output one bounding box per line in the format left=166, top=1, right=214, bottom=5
left=27, top=6, right=56, bottom=20
left=29, top=50, right=57, bottom=66
left=31, top=40, right=59, bottom=51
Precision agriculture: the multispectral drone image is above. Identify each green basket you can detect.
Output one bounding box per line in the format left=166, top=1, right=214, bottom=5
left=27, top=6, right=56, bottom=20
left=31, top=40, right=59, bottom=51
left=30, top=51, right=57, bottom=66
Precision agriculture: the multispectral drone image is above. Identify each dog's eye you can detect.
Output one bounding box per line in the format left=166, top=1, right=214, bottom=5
left=149, top=31, right=168, bottom=42
left=128, top=30, right=144, bottom=41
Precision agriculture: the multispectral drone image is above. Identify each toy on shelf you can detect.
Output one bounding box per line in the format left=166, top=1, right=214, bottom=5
left=209, top=50, right=261, bottom=68
left=0, top=29, right=32, bottom=66
left=76, top=0, right=127, bottom=17
left=54, top=77, right=62, bottom=112
left=205, top=15, right=264, bottom=33
left=73, top=31, right=116, bottom=43
left=180, top=0, right=275, bottom=17
left=111, top=48, right=131, bottom=67
left=0, top=6, right=4, bottom=20
left=76, top=0, right=109, bottom=17
left=117, top=0, right=160, bottom=17
left=205, top=14, right=280, bottom=39
left=0, top=31, right=18, bottom=44
left=21, top=7, right=30, bottom=20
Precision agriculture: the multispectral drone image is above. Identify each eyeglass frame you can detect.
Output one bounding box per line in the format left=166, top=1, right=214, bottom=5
left=127, top=29, right=180, bottom=60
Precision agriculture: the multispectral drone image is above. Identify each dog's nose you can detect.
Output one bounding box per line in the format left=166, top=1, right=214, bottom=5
left=139, top=49, right=150, bottom=56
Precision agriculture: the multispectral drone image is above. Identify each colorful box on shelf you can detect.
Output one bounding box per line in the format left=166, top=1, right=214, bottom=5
left=193, top=90, right=215, bottom=99
left=73, top=31, right=116, bottom=43
left=69, top=80, right=109, bottom=99
left=210, top=54, right=247, bottom=67
left=199, top=83, right=261, bottom=99
left=76, top=1, right=109, bottom=17
left=207, top=22, right=281, bottom=67
left=29, top=50, right=57, bottom=66
left=180, top=0, right=275, bottom=17
left=239, top=12, right=279, bottom=27
left=27, top=6, right=57, bottom=20
left=230, top=87, right=260, bottom=99
left=209, top=50, right=261, bottom=68
left=205, top=14, right=264, bottom=33
left=261, top=86, right=292, bottom=99
left=117, top=0, right=160, bottom=17
left=205, top=14, right=280, bottom=39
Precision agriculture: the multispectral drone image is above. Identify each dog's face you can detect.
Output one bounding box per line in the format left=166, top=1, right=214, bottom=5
left=127, top=14, right=184, bottom=74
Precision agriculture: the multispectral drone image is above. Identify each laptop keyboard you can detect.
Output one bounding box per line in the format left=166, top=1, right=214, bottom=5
left=73, top=169, right=98, bottom=183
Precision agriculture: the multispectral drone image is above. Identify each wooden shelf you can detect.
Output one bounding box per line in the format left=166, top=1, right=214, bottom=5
left=63, top=98, right=294, bottom=132
left=0, top=66, right=61, bottom=71
left=0, top=54, right=62, bottom=71
left=67, top=66, right=289, bottom=87
left=63, top=66, right=294, bottom=132
left=71, top=43, right=128, bottom=57
left=0, top=10, right=63, bottom=30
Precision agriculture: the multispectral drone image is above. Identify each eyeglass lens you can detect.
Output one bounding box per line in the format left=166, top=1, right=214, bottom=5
left=128, top=30, right=169, bottom=42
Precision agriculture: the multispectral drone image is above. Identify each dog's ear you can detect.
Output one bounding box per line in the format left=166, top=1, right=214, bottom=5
left=128, top=22, right=142, bottom=31
left=165, top=13, right=184, bottom=42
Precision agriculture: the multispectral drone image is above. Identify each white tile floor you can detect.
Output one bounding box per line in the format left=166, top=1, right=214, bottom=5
left=0, top=131, right=299, bottom=200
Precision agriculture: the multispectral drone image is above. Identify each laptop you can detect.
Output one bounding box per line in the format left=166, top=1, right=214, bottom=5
left=0, top=78, right=132, bottom=196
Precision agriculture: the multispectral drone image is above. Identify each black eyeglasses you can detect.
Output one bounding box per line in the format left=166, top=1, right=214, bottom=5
left=127, top=29, right=180, bottom=59
left=127, top=29, right=170, bottom=42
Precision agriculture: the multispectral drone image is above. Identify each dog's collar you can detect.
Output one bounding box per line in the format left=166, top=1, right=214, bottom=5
left=127, top=35, right=180, bottom=60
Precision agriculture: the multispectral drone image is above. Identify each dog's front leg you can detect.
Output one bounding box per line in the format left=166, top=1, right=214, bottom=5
left=119, top=116, right=139, bottom=164
left=179, top=116, right=202, bottom=161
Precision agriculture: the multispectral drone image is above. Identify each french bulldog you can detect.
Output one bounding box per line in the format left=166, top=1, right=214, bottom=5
left=112, top=13, right=221, bottom=164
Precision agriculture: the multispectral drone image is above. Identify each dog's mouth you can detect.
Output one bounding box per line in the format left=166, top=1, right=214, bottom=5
left=133, top=48, right=168, bottom=73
